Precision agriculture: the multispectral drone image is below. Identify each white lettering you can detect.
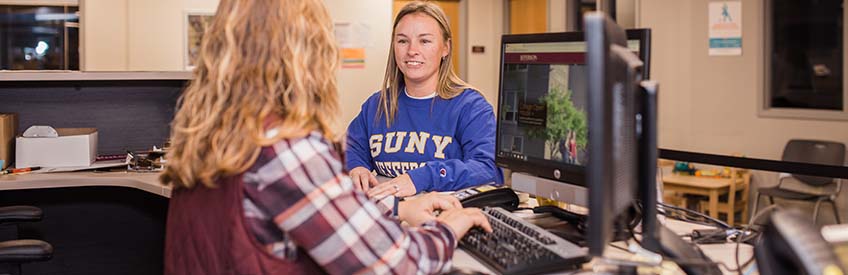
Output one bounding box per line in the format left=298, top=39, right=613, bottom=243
left=369, top=134, right=383, bottom=157
left=384, top=132, right=407, bottom=153
left=431, top=135, right=453, bottom=159
left=404, top=132, right=431, bottom=154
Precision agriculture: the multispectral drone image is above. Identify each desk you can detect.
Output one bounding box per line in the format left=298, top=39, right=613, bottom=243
left=2, top=173, right=755, bottom=274
left=452, top=218, right=755, bottom=274
left=0, top=171, right=169, bottom=275
left=662, top=172, right=750, bottom=225
left=0, top=171, right=170, bottom=197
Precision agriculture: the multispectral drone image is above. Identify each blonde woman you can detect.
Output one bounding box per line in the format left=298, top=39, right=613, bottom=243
left=347, top=1, right=503, bottom=198
left=161, top=0, right=490, bottom=274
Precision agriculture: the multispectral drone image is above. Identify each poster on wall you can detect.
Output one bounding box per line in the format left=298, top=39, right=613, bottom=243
left=334, top=22, right=370, bottom=69
left=708, top=1, right=742, bottom=56
left=184, top=11, right=215, bottom=71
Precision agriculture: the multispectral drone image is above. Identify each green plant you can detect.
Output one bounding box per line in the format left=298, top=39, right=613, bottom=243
left=526, top=87, right=587, bottom=162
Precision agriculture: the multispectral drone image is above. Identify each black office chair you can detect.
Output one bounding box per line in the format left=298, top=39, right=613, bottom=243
left=751, top=139, right=846, bottom=224
left=0, top=206, right=53, bottom=275
left=755, top=209, right=845, bottom=275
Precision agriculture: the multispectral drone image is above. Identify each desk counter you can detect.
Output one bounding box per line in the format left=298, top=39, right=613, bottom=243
left=0, top=71, right=192, bottom=81
left=0, top=172, right=754, bottom=274
left=0, top=171, right=170, bottom=197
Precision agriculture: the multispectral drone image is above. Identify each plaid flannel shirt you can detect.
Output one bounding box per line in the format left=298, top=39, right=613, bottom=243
left=242, top=132, right=457, bottom=275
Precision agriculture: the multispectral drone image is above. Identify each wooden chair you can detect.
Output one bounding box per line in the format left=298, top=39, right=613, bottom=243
left=697, top=169, right=752, bottom=226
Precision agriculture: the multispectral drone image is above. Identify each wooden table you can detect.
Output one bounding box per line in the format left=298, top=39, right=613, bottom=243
left=662, top=172, right=750, bottom=225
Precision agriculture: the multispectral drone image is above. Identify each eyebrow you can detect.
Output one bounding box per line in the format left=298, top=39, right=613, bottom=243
left=395, top=33, right=436, bottom=38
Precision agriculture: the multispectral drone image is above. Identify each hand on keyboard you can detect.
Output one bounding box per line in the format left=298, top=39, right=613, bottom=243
left=398, top=192, right=463, bottom=226
left=438, top=208, right=493, bottom=238
left=459, top=207, right=588, bottom=274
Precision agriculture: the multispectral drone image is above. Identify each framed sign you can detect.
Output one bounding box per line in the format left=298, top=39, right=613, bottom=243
left=184, top=11, right=215, bottom=70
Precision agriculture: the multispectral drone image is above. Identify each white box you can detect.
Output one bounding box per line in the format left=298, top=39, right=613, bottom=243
left=16, top=128, right=98, bottom=168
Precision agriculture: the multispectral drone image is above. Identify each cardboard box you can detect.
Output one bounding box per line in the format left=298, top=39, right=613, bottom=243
left=16, top=128, right=98, bottom=168
left=0, top=113, right=17, bottom=169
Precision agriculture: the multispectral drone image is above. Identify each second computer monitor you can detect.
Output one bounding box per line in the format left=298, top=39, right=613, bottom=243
left=495, top=29, right=651, bottom=205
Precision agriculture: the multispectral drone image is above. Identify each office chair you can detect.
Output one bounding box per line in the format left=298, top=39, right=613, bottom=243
left=751, top=139, right=846, bottom=224
left=0, top=206, right=53, bottom=275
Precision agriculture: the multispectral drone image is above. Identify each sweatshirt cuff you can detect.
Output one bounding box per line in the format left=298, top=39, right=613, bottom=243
left=407, top=167, right=433, bottom=193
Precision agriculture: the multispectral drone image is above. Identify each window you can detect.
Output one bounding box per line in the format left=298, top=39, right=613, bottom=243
left=503, top=91, right=519, bottom=121
left=763, top=0, right=848, bottom=120
left=512, top=136, right=524, bottom=153
left=501, top=134, right=513, bottom=151
left=0, top=4, right=79, bottom=70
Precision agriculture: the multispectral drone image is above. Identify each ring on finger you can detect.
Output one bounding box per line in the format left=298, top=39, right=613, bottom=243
left=393, top=184, right=399, bottom=192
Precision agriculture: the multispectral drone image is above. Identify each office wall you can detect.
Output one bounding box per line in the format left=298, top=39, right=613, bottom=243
left=324, top=0, right=392, bottom=133
left=639, top=0, right=848, bottom=223
left=81, top=0, right=392, bottom=133
left=640, top=0, right=848, bottom=160
left=81, top=0, right=219, bottom=71
left=81, top=0, right=129, bottom=71
left=465, top=0, right=504, bottom=108
left=126, top=0, right=219, bottom=71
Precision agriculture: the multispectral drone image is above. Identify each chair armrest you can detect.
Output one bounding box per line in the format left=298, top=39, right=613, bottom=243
left=0, top=206, right=42, bottom=224
left=0, top=239, right=53, bottom=263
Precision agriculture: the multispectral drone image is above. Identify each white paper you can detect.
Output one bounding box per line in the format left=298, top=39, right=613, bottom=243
left=334, top=22, right=370, bottom=48
left=34, top=159, right=128, bottom=173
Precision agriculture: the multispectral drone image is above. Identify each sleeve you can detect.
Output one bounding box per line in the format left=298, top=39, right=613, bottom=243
left=372, top=195, right=399, bottom=217
left=255, top=138, right=456, bottom=275
left=407, top=93, right=505, bottom=192
left=345, top=101, right=375, bottom=172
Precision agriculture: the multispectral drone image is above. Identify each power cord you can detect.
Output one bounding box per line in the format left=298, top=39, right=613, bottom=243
left=633, top=200, right=772, bottom=274
left=727, top=204, right=782, bottom=275
left=657, top=201, right=731, bottom=229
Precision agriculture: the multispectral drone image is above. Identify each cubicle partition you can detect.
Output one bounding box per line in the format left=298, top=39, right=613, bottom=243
left=0, top=72, right=188, bottom=154
left=0, top=72, right=188, bottom=274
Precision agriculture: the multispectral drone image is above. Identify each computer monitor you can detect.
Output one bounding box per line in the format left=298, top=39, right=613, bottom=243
left=584, top=11, right=657, bottom=256
left=495, top=26, right=650, bottom=207
left=585, top=14, right=725, bottom=274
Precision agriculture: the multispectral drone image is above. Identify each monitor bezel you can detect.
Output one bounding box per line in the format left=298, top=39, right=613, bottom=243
left=495, top=29, right=651, bottom=187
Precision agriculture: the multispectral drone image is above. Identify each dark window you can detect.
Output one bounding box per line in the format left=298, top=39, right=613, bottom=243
left=0, top=5, right=79, bottom=70
left=768, top=0, right=843, bottom=111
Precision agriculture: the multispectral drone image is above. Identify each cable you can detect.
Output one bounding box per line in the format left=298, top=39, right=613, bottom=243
left=610, top=243, right=630, bottom=253
left=729, top=204, right=781, bottom=275
left=657, top=201, right=731, bottom=229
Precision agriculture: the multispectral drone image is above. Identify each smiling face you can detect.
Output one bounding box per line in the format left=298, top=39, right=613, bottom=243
left=393, top=12, right=450, bottom=91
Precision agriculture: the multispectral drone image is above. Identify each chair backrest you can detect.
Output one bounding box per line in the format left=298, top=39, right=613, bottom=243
left=782, top=139, right=846, bottom=186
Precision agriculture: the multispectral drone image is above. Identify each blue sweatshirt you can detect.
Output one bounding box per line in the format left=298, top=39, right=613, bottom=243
left=346, top=88, right=504, bottom=192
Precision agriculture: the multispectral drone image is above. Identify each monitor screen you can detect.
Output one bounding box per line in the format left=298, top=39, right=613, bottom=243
left=495, top=30, right=650, bottom=187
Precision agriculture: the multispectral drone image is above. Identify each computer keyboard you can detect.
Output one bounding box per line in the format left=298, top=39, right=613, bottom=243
left=459, top=207, right=588, bottom=275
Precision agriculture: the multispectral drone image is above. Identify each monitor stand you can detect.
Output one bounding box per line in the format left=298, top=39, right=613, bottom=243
left=657, top=225, right=722, bottom=275
left=511, top=172, right=588, bottom=209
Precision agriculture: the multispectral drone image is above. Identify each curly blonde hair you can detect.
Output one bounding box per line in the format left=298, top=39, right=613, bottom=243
left=161, top=0, right=340, bottom=189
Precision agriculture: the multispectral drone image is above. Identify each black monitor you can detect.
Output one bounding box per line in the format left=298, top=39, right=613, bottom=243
left=584, top=12, right=722, bottom=275
left=584, top=12, right=654, bottom=256
left=495, top=27, right=650, bottom=206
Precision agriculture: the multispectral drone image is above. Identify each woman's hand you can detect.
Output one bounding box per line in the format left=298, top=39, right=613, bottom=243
left=349, top=167, right=379, bottom=192
left=397, top=192, right=462, bottom=226
left=367, top=174, right=417, bottom=199
left=437, top=208, right=493, bottom=238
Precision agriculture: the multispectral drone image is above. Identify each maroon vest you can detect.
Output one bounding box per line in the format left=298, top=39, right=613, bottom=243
left=164, top=176, right=324, bottom=274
